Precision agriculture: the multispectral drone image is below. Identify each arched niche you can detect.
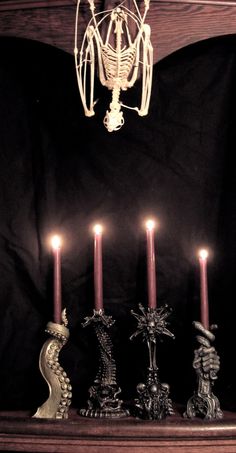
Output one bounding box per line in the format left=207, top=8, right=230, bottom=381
left=1, top=33, right=236, bottom=414
left=2, top=25, right=236, bottom=453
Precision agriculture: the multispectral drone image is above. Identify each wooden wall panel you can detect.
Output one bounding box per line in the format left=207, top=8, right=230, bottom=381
left=0, top=6, right=76, bottom=54
left=150, top=1, right=236, bottom=61
left=0, top=1, right=236, bottom=60
left=0, top=1, right=74, bottom=11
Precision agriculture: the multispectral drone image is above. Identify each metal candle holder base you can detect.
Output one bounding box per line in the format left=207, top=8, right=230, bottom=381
left=80, top=309, right=129, bottom=418
left=130, top=304, right=175, bottom=420
left=33, top=309, right=72, bottom=419
left=184, top=321, right=223, bottom=420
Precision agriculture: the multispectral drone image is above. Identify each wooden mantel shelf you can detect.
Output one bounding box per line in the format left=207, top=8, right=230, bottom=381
left=1, top=408, right=236, bottom=452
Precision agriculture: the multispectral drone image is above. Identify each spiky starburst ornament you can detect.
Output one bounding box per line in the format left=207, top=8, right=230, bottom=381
left=130, top=303, right=174, bottom=343
left=130, top=303, right=174, bottom=420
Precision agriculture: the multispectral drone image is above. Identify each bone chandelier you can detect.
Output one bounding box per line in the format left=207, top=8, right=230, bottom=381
left=74, top=0, right=153, bottom=132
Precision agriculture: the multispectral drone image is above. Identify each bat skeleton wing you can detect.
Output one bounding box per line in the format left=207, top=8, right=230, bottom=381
left=74, top=0, right=153, bottom=132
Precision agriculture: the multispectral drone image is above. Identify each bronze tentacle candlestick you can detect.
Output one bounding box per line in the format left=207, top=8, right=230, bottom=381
left=130, top=303, right=175, bottom=420
left=80, top=309, right=129, bottom=418
left=184, top=321, right=223, bottom=420
left=33, top=309, right=72, bottom=419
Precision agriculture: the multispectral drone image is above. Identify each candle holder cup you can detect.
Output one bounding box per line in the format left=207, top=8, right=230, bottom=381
left=80, top=309, right=129, bottom=418
left=130, top=303, right=175, bottom=420
left=184, top=321, right=223, bottom=420
left=33, top=309, right=72, bottom=419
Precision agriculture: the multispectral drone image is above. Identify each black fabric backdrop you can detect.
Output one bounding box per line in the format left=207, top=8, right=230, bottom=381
left=0, top=35, right=236, bottom=412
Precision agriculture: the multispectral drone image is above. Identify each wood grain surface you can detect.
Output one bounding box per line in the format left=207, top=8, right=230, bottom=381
left=1, top=0, right=236, bottom=61
left=1, top=409, right=236, bottom=452
left=0, top=1, right=76, bottom=12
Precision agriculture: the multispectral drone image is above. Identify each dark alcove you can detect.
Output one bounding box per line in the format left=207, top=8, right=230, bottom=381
left=0, top=34, right=236, bottom=413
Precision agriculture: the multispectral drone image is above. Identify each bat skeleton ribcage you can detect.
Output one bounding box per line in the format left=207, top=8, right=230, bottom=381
left=101, top=45, right=136, bottom=86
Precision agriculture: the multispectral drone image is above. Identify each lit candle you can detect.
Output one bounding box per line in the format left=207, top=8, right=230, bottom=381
left=51, top=235, right=62, bottom=324
left=198, top=249, right=209, bottom=330
left=94, top=224, right=103, bottom=311
left=146, top=220, right=157, bottom=309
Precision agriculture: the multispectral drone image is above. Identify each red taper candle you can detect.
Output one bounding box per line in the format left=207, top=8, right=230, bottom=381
left=198, top=249, right=209, bottom=330
left=146, top=220, right=157, bottom=309
left=51, top=235, right=62, bottom=324
left=94, top=224, right=103, bottom=311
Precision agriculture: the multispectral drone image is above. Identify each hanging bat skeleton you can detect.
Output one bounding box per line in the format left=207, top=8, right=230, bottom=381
left=74, top=0, right=153, bottom=132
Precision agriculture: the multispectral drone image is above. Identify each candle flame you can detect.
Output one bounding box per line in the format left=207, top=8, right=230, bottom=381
left=199, top=249, right=208, bottom=260
left=94, top=224, right=103, bottom=235
left=146, top=219, right=155, bottom=231
left=51, top=235, right=61, bottom=250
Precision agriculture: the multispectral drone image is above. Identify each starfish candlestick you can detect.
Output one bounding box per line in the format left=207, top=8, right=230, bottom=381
left=130, top=303, right=175, bottom=420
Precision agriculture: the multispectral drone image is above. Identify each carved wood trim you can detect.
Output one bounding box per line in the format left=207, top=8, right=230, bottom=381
left=1, top=409, right=236, bottom=453
left=1, top=0, right=236, bottom=12
left=158, top=0, right=236, bottom=4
